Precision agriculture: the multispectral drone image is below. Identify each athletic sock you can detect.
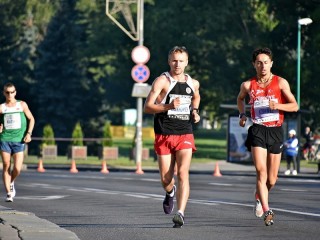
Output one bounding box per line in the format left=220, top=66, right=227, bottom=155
left=167, top=187, right=175, bottom=197
left=177, top=210, right=184, bottom=217
left=262, top=204, right=269, bottom=212
left=255, top=192, right=259, bottom=200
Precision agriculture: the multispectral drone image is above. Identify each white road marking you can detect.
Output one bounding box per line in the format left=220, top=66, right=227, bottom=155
left=51, top=174, right=106, bottom=180
left=21, top=182, right=320, bottom=218
left=280, top=188, right=308, bottom=192
left=281, top=178, right=320, bottom=183
left=141, top=178, right=159, bottom=182
left=209, top=183, right=233, bottom=186
left=125, top=194, right=150, bottom=198
left=17, top=195, right=67, bottom=200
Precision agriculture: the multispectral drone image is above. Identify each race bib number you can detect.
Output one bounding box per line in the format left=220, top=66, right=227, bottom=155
left=167, top=94, right=192, bottom=115
left=253, top=99, right=279, bottom=123
left=4, top=113, right=21, bottom=129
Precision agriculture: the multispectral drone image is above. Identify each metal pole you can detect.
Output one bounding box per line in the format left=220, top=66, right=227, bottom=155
left=297, top=23, right=301, bottom=108
left=135, top=0, right=144, bottom=171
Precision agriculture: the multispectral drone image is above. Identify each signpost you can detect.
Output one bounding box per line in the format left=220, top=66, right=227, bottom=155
left=130, top=43, right=150, bottom=174
left=106, top=0, right=149, bottom=174
left=131, top=64, right=150, bottom=83
left=131, top=45, right=150, bottom=64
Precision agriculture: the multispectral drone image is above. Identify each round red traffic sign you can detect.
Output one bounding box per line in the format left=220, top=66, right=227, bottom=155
left=131, top=45, right=150, bottom=64
left=131, top=64, right=150, bottom=83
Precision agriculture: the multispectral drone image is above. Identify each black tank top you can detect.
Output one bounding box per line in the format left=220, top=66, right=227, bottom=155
left=154, top=72, right=195, bottom=135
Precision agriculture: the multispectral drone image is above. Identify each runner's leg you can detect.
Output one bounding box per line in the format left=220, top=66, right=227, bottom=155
left=252, top=146, right=269, bottom=211
left=11, top=152, right=24, bottom=183
left=175, top=148, right=192, bottom=214
left=1, top=151, right=12, bottom=194
left=266, top=153, right=281, bottom=191
left=158, top=154, right=175, bottom=192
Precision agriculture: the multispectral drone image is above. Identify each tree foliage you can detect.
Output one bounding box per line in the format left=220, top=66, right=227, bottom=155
left=72, top=122, right=84, bottom=146
left=102, top=121, right=113, bottom=147
left=42, top=124, right=55, bottom=145
left=1, top=0, right=320, bottom=149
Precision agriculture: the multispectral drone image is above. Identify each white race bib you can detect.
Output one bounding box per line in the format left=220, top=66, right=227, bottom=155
left=253, top=98, right=279, bottom=123
left=167, top=94, right=192, bottom=115
left=4, top=113, right=21, bottom=129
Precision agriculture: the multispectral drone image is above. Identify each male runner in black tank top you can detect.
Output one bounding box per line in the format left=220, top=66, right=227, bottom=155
left=144, top=46, right=200, bottom=228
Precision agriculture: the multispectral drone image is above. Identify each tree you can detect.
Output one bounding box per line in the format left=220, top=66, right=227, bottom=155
left=0, top=0, right=26, bottom=84
left=102, top=121, right=113, bottom=147
left=35, top=0, right=88, bottom=138
left=72, top=122, right=84, bottom=146
left=42, top=124, right=55, bottom=146
left=2, top=0, right=320, bottom=141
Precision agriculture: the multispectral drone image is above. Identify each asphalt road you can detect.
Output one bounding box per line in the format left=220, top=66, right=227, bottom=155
left=2, top=170, right=320, bottom=240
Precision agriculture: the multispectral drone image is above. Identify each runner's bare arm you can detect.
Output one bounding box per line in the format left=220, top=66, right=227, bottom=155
left=144, top=76, right=179, bottom=114
left=191, top=79, right=200, bottom=109
left=21, top=101, right=35, bottom=142
left=269, top=78, right=299, bottom=112
left=191, top=79, right=201, bottom=123
left=237, top=81, right=250, bottom=127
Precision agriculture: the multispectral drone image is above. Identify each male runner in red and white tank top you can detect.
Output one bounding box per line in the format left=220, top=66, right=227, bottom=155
left=237, top=48, right=298, bottom=226
left=144, top=46, right=200, bottom=228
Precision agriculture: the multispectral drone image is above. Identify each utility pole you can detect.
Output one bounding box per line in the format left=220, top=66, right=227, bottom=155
left=135, top=0, right=144, bottom=173
left=106, top=0, right=150, bottom=174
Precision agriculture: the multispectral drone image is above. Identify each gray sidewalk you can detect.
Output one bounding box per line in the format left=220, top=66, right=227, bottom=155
left=0, top=205, right=80, bottom=240
left=0, top=161, right=318, bottom=240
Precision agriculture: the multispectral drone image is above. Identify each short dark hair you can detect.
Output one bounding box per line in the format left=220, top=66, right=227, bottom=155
left=3, top=82, right=15, bottom=90
left=252, top=47, right=273, bottom=62
left=168, top=46, right=189, bottom=59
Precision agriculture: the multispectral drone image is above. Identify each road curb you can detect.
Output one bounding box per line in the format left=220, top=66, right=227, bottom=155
left=0, top=205, right=80, bottom=240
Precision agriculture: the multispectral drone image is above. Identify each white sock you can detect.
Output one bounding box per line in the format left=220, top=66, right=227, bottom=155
left=167, top=186, right=175, bottom=197
left=177, top=210, right=184, bottom=216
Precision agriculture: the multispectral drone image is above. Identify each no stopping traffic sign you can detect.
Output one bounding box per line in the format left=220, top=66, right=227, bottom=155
left=131, top=64, right=150, bottom=83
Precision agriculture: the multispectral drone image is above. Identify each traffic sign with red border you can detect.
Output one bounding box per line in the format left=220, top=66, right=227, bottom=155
left=131, top=45, right=150, bottom=64
left=131, top=64, right=150, bottom=83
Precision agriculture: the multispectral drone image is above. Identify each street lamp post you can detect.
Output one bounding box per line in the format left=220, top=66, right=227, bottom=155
left=297, top=17, right=312, bottom=108
left=296, top=17, right=312, bottom=173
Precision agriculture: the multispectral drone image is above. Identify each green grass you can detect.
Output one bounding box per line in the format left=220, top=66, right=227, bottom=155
left=23, top=128, right=318, bottom=170
left=24, top=129, right=226, bottom=167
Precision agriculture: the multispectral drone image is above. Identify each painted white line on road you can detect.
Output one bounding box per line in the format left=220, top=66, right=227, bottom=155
left=189, top=199, right=219, bottom=205
left=281, top=178, right=320, bottom=183
left=17, top=195, right=68, bottom=200
left=280, top=188, right=308, bottom=192
left=114, top=177, right=134, bottom=181
left=125, top=194, right=150, bottom=198
left=23, top=183, right=320, bottom=218
left=142, top=194, right=162, bottom=199
left=66, top=188, right=89, bottom=192
left=51, top=174, right=106, bottom=180
left=141, top=178, right=159, bottom=182
left=209, top=183, right=233, bottom=186
left=272, top=207, right=320, bottom=217
left=190, top=199, right=320, bottom=217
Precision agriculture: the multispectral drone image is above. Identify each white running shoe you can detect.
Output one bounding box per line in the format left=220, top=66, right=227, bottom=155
left=284, top=169, right=291, bottom=175
left=254, top=199, right=264, bottom=218
left=5, top=193, right=13, bottom=202
left=10, top=182, right=16, bottom=198
left=254, top=191, right=264, bottom=218
left=292, top=170, right=298, bottom=175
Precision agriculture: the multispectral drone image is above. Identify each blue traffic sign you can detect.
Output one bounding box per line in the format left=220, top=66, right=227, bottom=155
left=131, top=64, right=150, bottom=83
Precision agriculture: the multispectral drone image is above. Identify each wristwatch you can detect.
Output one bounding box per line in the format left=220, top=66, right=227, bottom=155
left=239, top=113, right=246, bottom=119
